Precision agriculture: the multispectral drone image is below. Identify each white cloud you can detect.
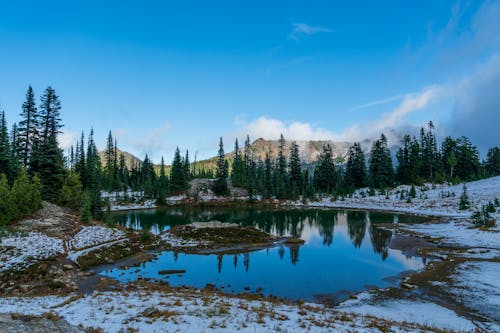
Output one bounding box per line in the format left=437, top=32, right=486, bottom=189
left=242, top=116, right=336, bottom=141
left=239, top=85, right=445, bottom=145
left=289, top=23, right=333, bottom=40
left=58, top=129, right=77, bottom=150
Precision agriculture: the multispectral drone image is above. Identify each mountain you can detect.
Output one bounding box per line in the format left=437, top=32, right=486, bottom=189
left=98, top=148, right=142, bottom=170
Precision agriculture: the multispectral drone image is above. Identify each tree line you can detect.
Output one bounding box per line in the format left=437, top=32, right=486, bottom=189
left=1, top=87, right=499, bottom=225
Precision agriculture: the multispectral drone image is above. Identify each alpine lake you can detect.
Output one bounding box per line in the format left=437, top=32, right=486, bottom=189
left=100, top=207, right=429, bottom=303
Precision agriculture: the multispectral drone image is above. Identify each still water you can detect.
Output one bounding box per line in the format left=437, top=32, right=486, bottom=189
left=102, top=207, right=427, bottom=301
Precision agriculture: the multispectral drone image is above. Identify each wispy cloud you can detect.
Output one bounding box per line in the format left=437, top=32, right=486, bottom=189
left=350, top=93, right=413, bottom=111
left=289, top=23, right=333, bottom=40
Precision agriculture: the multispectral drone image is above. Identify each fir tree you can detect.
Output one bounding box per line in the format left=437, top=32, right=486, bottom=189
left=274, top=134, right=288, bottom=198
left=231, top=138, right=247, bottom=188
left=17, top=86, right=39, bottom=167
left=346, top=142, right=366, bottom=188
left=289, top=141, right=302, bottom=198
left=156, top=156, right=168, bottom=205
left=459, top=184, right=470, bottom=210
left=213, top=137, right=229, bottom=195
left=36, top=115, right=65, bottom=202
left=0, top=174, right=12, bottom=225
left=0, top=111, right=13, bottom=179
left=455, top=136, right=480, bottom=181
left=485, top=146, right=500, bottom=176
left=103, top=130, right=116, bottom=190
left=369, top=134, right=394, bottom=189
left=183, top=150, right=191, bottom=181
left=170, top=148, right=187, bottom=193
left=313, top=144, right=337, bottom=193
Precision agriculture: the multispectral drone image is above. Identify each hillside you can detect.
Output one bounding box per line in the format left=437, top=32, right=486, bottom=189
left=98, top=148, right=142, bottom=170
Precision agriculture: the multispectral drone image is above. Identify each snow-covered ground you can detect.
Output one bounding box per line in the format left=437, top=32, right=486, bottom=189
left=68, top=226, right=126, bottom=250
left=404, top=219, right=500, bottom=248
left=0, top=226, right=128, bottom=271
left=102, top=190, right=157, bottom=211
left=0, top=289, right=472, bottom=333
left=0, top=231, right=64, bottom=272
left=450, top=261, right=500, bottom=331
left=298, top=176, right=500, bottom=221
left=338, top=292, right=476, bottom=332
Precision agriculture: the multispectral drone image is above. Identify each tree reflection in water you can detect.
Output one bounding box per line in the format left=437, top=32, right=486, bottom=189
left=115, top=207, right=401, bottom=268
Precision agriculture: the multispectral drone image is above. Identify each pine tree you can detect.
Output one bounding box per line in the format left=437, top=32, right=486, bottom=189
left=369, top=134, right=394, bottom=189
left=74, top=132, right=86, bottom=182
left=0, top=111, right=12, bottom=178
left=170, top=148, right=187, bottom=193
left=213, top=137, right=229, bottom=195
left=313, top=144, right=337, bottom=193
left=10, top=168, right=42, bottom=219
left=275, top=134, right=288, bottom=198
left=183, top=150, right=191, bottom=181
left=156, top=156, right=168, bottom=205
left=231, top=138, right=247, bottom=188
left=346, top=142, right=367, bottom=188
left=104, top=130, right=116, bottom=190
left=17, top=86, right=39, bottom=167
left=485, top=146, right=500, bottom=176
left=59, top=173, right=85, bottom=210
left=459, top=184, right=470, bottom=210
left=289, top=141, right=302, bottom=198
left=455, top=136, right=480, bottom=181
left=37, top=115, right=65, bottom=202
left=0, top=174, right=12, bottom=225
left=85, top=128, right=103, bottom=218
left=264, top=148, right=273, bottom=198
left=39, top=87, right=62, bottom=142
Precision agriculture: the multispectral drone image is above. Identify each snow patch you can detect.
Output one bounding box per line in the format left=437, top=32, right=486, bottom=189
left=0, top=232, right=64, bottom=272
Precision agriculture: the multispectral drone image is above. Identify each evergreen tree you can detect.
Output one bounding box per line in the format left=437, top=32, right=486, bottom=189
left=455, top=136, right=480, bottom=181
left=37, top=115, right=65, bottom=202
left=264, top=148, right=273, bottom=198
left=274, top=134, right=288, bottom=198
left=420, top=121, right=440, bottom=180
left=346, top=142, right=367, bottom=188
left=289, top=141, right=302, bottom=198
left=0, top=174, right=11, bottom=225
left=10, top=168, right=42, bottom=219
left=485, top=146, right=500, bottom=176
left=213, top=137, right=229, bottom=195
left=156, top=156, right=169, bottom=205
left=59, top=173, right=85, bottom=210
left=170, top=148, right=188, bottom=193
left=74, top=132, right=86, bottom=182
left=231, top=138, right=247, bottom=188
left=369, top=134, right=394, bottom=189
left=244, top=135, right=256, bottom=198
left=459, top=184, right=470, bottom=210
left=17, top=86, right=39, bottom=167
left=313, top=144, right=337, bottom=193
left=441, top=136, right=457, bottom=180
left=103, top=130, right=116, bottom=190
left=0, top=111, right=13, bottom=179
left=183, top=150, right=191, bottom=181
left=39, top=87, right=62, bottom=142
left=85, top=128, right=103, bottom=218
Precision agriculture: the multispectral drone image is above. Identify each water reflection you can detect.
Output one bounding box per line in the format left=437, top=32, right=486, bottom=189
left=106, top=208, right=428, bottom=301
left=115, top=208, right=426, bottom=265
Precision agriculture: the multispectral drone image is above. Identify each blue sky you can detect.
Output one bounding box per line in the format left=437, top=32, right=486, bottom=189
left=0, top=1, right=499, bottom=161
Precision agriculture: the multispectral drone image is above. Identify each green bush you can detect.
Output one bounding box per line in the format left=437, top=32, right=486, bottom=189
left=58, top=173, right=85, bottom=210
